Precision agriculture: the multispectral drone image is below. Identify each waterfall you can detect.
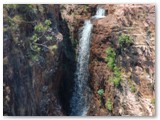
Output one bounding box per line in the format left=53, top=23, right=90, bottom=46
left=70, top=7, right=105, bottom=116
left=91, top=7, right=105, bottom=20
left=96, top=7, right=105, bottom=16
left=70, top=20, right=93, bottom=116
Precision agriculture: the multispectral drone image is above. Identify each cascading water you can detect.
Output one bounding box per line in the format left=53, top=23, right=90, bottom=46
left=96, top=7, right=105, bottom=16
left=70, top=20, right=93, bottom=116
left=70, top=7, right=105, bottom=116
left=91, top=7, right=105, bottom=19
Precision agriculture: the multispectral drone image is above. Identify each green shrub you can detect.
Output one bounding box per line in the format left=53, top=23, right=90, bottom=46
left=105, top=47, right=116, bottom=58
left=34, top=23, right=46, bottom=32
left=29, top=19, right=57, bottom=62
left=114, top=67, right=121, bottom=86
left=113, top=77, right=121, bottom=87
left=31, top=19, right=52, bottom=44
left=106, top=99, right=113, bottom=111
left=105, top=47, right=116, bottom=70
left=34, top=19, right=51, bottom=33
left=118, top=34, right=132, bottom=47
left=105, top=47, right=121, bottom=87
left=31, top=34, right=38, bottom=42
left=97, top=89, right=104, bottom=96
left=114, top=66, right=121, bottom=77
left=44, top=19, right=52, bottom=26
left=106, top=57, right=115, bottom=69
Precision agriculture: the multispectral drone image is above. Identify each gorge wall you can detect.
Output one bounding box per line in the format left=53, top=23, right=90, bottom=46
left=88, top=4, right=155, bottom=116
left=3, top=4, right=155, bottom=116
left=3, top=4, right=76, bottom=115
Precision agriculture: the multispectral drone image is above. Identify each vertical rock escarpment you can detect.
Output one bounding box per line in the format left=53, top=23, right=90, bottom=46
left=3, top=4, right=76, bottom=116
left=88, top=4, right=155, bottom=116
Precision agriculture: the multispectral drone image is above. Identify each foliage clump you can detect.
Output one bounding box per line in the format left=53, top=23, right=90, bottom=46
left=105, top=47, right=116, bottom=70
left=30, top=19, right=56, bottom=60
left=105, top=47, right=121, bottom=87
left=105, top=99, right=113, bottom=111
left=97, top=89, right=104, bottom=96
left=113, top=66, right=121, bottom=87
left=118, top=34, right=132, bottom=47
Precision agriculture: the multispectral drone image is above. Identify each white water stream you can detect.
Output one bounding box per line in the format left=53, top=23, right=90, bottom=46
left=70, top=7, right=105, bottom=116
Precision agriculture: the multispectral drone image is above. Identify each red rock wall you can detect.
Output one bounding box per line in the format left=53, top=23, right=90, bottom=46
left=88, top=4, right=155, bottom=116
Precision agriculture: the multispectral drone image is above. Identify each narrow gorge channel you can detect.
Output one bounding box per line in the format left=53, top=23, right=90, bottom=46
left=70, top=7, right=105, bottom=116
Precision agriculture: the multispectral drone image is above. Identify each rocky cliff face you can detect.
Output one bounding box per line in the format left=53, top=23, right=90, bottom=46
left=3, top=4, right=155, bottom=116
left=87, top=4, right=155, bottom=116
left=3, top=4, right=76, bottom=116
